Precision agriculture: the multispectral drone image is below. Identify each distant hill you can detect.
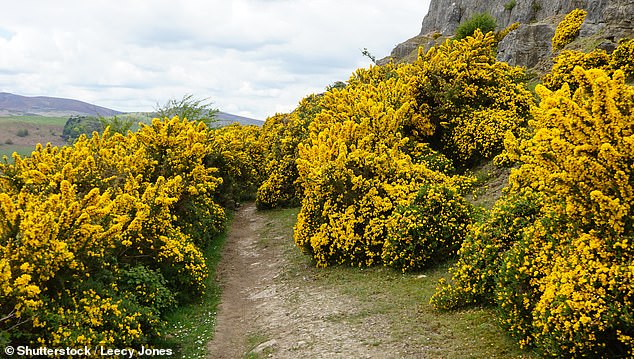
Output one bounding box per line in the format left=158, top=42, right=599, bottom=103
left=214, top=111, right=262, bottom=127
left=0, top=92, right=123, bottom=117
left=0, top=92, right=262, bottom=127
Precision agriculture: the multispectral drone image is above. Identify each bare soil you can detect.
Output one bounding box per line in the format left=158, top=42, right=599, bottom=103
left=207, top=204, right=402, bottom=359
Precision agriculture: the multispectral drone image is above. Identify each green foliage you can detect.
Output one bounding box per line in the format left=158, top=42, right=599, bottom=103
left=99, top=115, right=136, bottom=134
left=62, top=115, right=104, bottom=142
left=15, top=129, right=29, bottom=137
left=361, top=47, right=377, bottom=64
left=326, top=81, right=346, bottom=92
left=154, top=94, right=218, bottom=126
left=454, top=13, right=497, bottom=40
left=117, top=265, right=176, bottom=314
left=504, top=0, right=517, bottom=11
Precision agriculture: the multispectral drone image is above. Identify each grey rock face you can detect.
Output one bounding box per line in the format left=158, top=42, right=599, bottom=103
left=407, top=0, right=634, bottom=70
left=497, top=23, right=556, bottom=69
left=420, top=0, right=633, bottom=36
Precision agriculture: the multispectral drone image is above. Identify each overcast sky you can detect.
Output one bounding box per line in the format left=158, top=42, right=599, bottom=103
left=0, top=1, right=431, bottom=120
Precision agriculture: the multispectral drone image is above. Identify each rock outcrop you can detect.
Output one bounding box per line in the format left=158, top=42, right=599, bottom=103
left=383, top=0, right=634, bottom=71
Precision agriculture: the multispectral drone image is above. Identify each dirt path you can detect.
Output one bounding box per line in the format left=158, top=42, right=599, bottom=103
left=206, top=204, right=395, bottom=359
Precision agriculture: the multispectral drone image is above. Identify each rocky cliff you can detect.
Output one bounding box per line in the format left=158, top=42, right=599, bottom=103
left=383, top=0, right=634, bottom=71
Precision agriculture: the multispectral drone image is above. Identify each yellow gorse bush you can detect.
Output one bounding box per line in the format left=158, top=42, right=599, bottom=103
left=383, top=183, right=473, bottom=272
left=411, top=30, right=534, bottom=167
left=257, top=94, right=322, bottom=209
left=292, top=31, right=536, bottom=270
left=0, top=116, right=228, bottom=346
left=430, top=192, right=541, bottom=310
left=543, top=37, right=634, bottom=94
left=434, top=67, right=633, bottom=357
left=294, top=60, right=475, bottom=268
left=500, top=68, right=634, bottom=356
left=610, top=38, right=634, bottom=80
left=542, top=49, right=611, bottom=92
left=552, top=8, right=587, bottom=52
left=209, top=123, right=265, bottom=207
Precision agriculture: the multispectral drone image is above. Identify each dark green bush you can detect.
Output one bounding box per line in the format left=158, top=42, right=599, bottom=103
left=16, top=128, right=29, bottom=137
left=62, top=116, right=104, bottom=142
left=455, top=13, right=498, bottom=40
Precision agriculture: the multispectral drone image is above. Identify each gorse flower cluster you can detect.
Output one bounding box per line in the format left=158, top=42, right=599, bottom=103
left=208, top=123, right=265, bottom=207
left=291, top=31, right=533, bottom=270
left=0, top=116, right=260, bottom=347
left=256, top=95, right=322, bottom=209
left=552, top=8, right=587, bottom=51
left=542, top=49, right=611, bottom=92
left=542, top=36, right=634, bottom=93
left=433, top=67, right=634, bottom=357
left=501, top=68, right=633, bottom=357
left=430, top=192, right=540, bottom=310
left=609, top=38, right=634, bottom=80
left=383, top=184, right=473, bottom=272
left=412, top=30, right=534, bottom=168
left=294, top=62, right=452, bottom=267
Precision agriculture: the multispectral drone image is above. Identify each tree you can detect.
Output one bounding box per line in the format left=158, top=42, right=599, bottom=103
left=62, top=116, right=104, bottom=142
left=154, top=94, right=218, bottom=126
left=99, top=115, right=137, bottom=135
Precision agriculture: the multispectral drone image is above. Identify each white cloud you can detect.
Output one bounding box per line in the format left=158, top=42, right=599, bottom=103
left=0, top=0, right=431, bottom=119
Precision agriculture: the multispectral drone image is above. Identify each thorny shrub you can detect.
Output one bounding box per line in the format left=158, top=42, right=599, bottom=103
left=0, top=116, right=227, bottom=347
left=434, top=67, right=634, bottom=357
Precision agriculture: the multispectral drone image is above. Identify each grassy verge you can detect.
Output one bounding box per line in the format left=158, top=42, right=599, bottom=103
left=261, top=207, right=534, bottom=358
left=160, top=214, right=231, bottom=358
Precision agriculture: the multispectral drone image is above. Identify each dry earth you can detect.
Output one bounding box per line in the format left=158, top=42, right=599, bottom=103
left=207, top=204, right=408, bottom=359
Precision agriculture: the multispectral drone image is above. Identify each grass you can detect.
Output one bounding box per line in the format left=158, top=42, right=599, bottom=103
left=244, top=332, right=275, bottom=359
left=260, top=206, right=535, bottom=358
left=0, top=115, right=68, bottom=160
left=0, top=115, right=68, bottom=126
left=309, top=263, right=532, bottom=358
left=0, top=144, right=36, bottom=160
left=160, top=214, right=232, bottom=358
